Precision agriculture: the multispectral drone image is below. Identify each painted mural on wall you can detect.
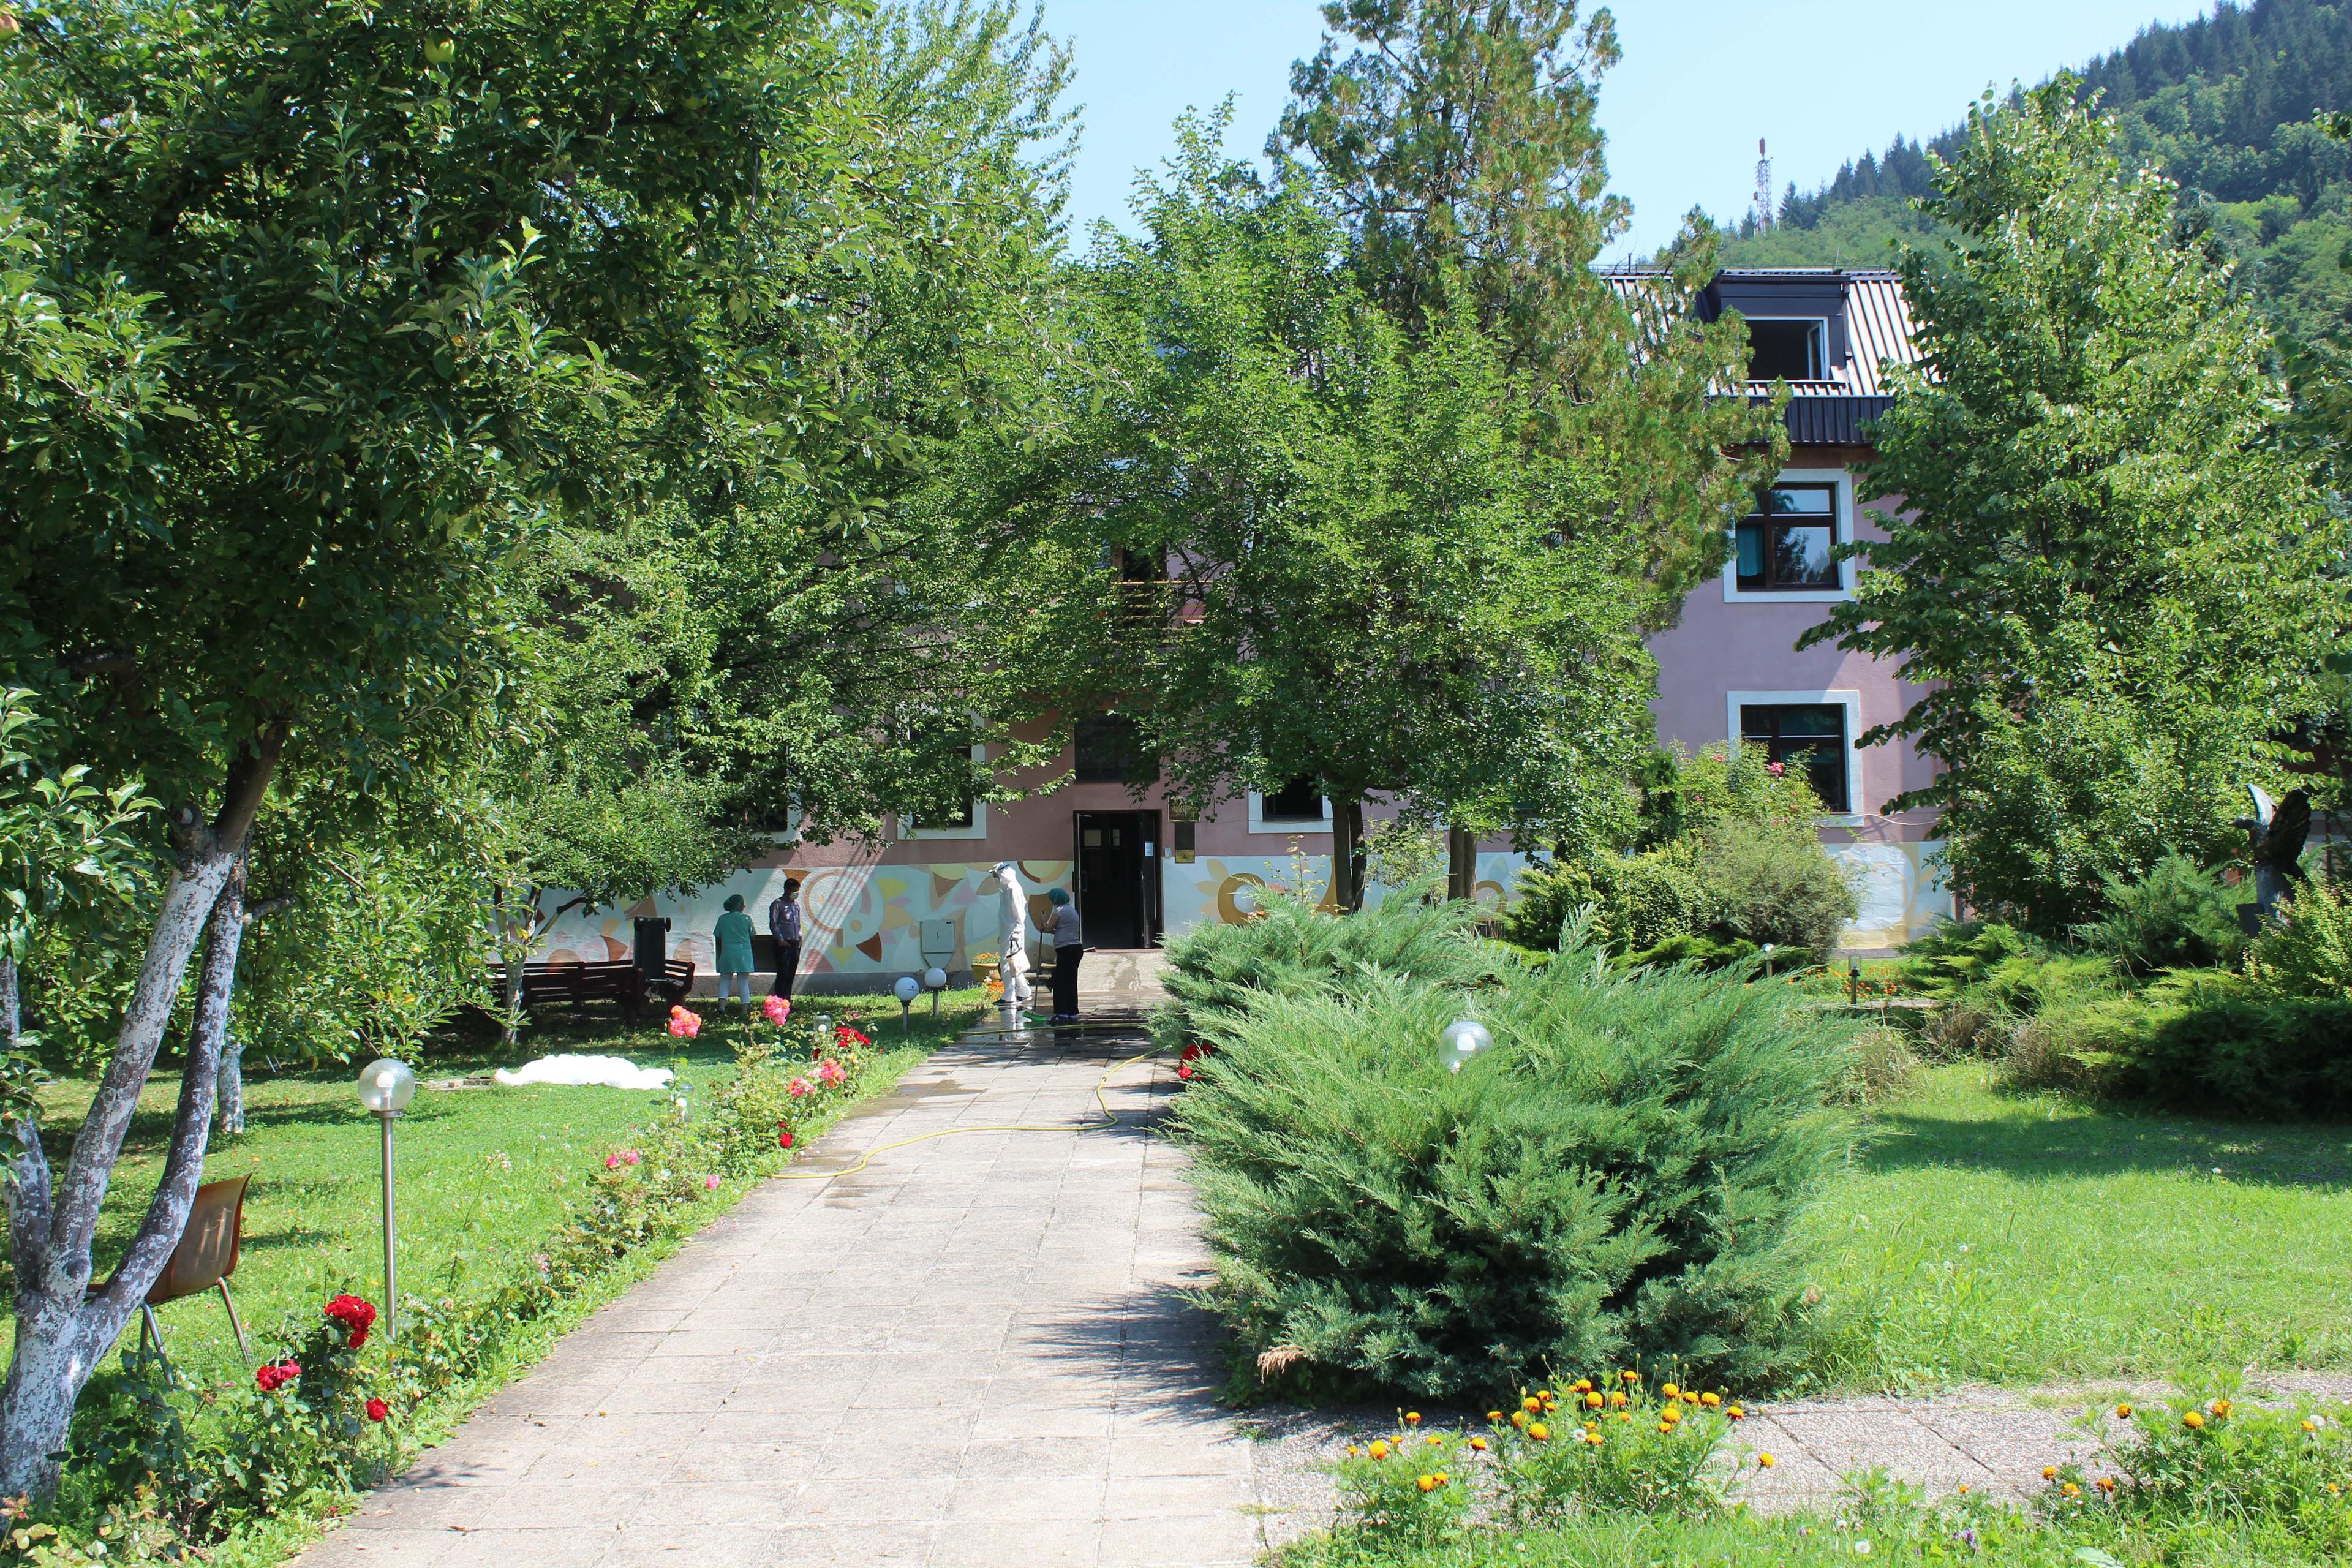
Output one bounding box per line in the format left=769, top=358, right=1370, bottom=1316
left=1163, top=851, right=1526, bottom=930
left=533, top=858, right=1077, bottom=980
left=1834, top=840, right=1953, bottom=949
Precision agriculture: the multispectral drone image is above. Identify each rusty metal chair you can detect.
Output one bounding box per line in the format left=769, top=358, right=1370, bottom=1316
left=93, top=1175, right=252, bottom=1362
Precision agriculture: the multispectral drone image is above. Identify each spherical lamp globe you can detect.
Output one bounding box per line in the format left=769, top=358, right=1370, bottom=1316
left=922, top=966, right=949, bottom=992
left=1441, top=1020, right=1493, bottom=1074
left=356, top=1058, right=417, bottom=1114
left=893, top=974, right=922, bottom=1005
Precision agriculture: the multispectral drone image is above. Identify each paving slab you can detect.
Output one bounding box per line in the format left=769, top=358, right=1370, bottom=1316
left=295, top=952, right=1303, bottom=1567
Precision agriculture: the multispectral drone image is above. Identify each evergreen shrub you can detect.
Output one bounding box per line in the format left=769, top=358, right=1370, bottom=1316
left=1170, top=929, right=1863, bottom=1400
left=2247, top=878, right=2352, bottom=1001
left=2073, top=853, right=2247, bottom=975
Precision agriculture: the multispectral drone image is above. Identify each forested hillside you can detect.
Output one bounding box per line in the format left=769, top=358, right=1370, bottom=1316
left=1721, top=0, right=2352, bottom=344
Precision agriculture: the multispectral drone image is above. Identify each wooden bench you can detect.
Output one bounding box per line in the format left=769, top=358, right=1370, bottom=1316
left=490, top=958, right=698, bottom=1021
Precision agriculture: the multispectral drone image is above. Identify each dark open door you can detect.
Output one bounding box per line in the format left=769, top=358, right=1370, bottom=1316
left=1074, top=810, right=1161, bottom=949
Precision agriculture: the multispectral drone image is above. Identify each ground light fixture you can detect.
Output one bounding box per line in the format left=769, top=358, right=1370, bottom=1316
left=894, top=974, right=922, bottom=1033
left=1442, top=1020, right=1493, bottom=1073
left=354, top=1057, right=417, bottom=1343
left=922, top=966, right=949, bottom=1020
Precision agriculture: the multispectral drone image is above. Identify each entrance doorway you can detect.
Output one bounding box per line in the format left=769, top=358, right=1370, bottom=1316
left=1074, top=810, right=1162, bottom=949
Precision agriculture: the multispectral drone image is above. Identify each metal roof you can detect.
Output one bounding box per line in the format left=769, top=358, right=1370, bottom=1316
left=1601, top=268, right=1921, bottom=435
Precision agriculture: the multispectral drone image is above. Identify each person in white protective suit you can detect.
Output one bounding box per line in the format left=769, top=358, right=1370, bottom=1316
left=989, top=860, right=1035, bottom=1016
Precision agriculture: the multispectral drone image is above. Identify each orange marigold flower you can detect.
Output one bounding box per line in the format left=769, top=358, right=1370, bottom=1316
left=2114, top=1403, right=2132, bottom=1419
left=1487, top=1411, right=1502, bottom=1422
left=2096, top=1478, right=2116, bottom=1493
left=2063, top=1482, right=2082, bottom=1499
left=1406, top=1412, right=1421, bottom=1425
left=2210, top=1399, right=2233, bottom=1419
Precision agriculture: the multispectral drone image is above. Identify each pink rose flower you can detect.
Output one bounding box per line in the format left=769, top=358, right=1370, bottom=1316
left=787, top=1076, right=812, bottom=1097
left=816, top=1059, right=845, bottom=1087
left=763, top=993, right=792, bottom=1025
left=703, top=1174, right=721, bottom=1191
left=667, top=1005, right=703, bottom=1038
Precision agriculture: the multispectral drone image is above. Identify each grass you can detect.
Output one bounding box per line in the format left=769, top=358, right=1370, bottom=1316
left=0, top=991, right=989, bottom=1390
left=1273, top=1504, right=2352, bottom=1567
left=1801, top=1063, right=2352, bottom=1392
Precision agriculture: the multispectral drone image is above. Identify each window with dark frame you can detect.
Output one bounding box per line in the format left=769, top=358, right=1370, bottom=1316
left=1263, top=775, right=1325, bottom=823
left=1738, top=703, right=1851, bottom=814
left=1074, top=714, right=1158, bottom=785
left=1745, top=318, right=1825, bottom=382
left=1735, top=483, right=1840, bottom=592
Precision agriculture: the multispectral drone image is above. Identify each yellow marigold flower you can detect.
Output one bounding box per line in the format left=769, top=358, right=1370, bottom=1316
left=1434, top=1471, right=1448, bottom=1484
left=1511, top=1411, right=1529, bottom=1429
left=1487, top=1411, right=1502, bottom=1422
left=2096, top=1478, right=2115, bottom=1493
left=1573, top=1379, right=1593, bottom=1393
left=1758, top=1453, right=1776, bottom=1468
left=2329, top=1483, right=2342, bottom=1496
left=1425, top=1434, right=1442, bottom=1447
left=2183, top=1411, right=2206, bottom=1430
left=1416, top=1474, right=1437, bottom=1493
left=2063, top=1483, right=2082, bottom=1499
left=1347, top=1446, right=1361, bottom=1457
left=1406, top=1412, right=1421, bottom=1425
left=1610, top=1390, right=1629, bottom=1408
left=1701, top=1392, right=1722, bottom=1408
left=1537, top=1389, right=1554, bottom=1401
left=1528, top=1422, right=1550, bottom=1442
left=1621, top=1370, right=1640, bottom=1382
left=1586, top=1392, right=1604, bottom=1409
left=1616, top=1412, right=1632, bottom=1423
left=1661, top=1405, right=1681, bottom=1424
left=2114, top=1403, right=2132, bottom=1419
left=1523, top=1396, right=1542, bottom=1413
left=1470, top=1436, right=1490, bottom=1452
left=1958, top=1485, right=1970, bottom=1495
left=2304, top=1419, right=2320, bottom=1433
left=2042, top=1467, right=2058, bottom=1482
left=1661, top=1383, right=1681, bottom=1398
left=1370, top=1440, right=1390, bottom=1458
left=1682, top=1391, right=1700, bottom=1406
left=1659, top=1422, right=1675, bottom=1434
left=2210, top=1399, right=2233, bottom=1419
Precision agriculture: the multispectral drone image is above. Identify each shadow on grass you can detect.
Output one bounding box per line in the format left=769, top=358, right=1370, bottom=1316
left=1860, top=1093, right=2352, bottom=1192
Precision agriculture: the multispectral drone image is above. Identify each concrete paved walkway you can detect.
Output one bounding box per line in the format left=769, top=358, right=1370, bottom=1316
left=297, top=951, right=1289, bottom=1568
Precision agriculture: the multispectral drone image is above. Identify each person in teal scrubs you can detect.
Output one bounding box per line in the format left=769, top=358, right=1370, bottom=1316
left=714, top=894, right=756, bottom=1006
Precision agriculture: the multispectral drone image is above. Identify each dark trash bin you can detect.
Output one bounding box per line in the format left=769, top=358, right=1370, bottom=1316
left=633, top=917, right=672, bottom=984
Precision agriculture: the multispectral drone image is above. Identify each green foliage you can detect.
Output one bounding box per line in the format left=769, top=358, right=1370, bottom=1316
left=2083, top=1391, right=2352, bottom=1550
left=1328, top=1424, right=1476, bottom=1549
left=2248, top=878, right=2352, bottom=1000
left=1893, top=919, right=2046, bottom=1000
left=1170, top=902, right=1863, bottom=1400
left=1505, top=745, right=1856, bottom=963
left=2075, top=853, right=2250, bottom=975
left=1156, top=883, right=1499, bottom=1052
left=1803, top=83, right=2346, bottom=935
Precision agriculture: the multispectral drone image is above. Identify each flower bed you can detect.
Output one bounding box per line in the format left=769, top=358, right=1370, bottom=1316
left=6, top=1003, right=919, bottom=1566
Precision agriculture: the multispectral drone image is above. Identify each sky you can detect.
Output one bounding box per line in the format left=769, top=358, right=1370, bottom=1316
left=1041, top=0, right=2220, bottom=258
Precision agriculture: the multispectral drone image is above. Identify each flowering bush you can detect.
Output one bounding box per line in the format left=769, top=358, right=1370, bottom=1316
left=2038, top=1389, right=2352, bottom=1550
left=1483, top=1374, right=1741, bottom=1521
left=1330, top=1416, right=1476, bottom=1547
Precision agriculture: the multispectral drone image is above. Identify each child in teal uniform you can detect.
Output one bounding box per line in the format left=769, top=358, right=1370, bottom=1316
left=714, top=894, right=756, bottom=1006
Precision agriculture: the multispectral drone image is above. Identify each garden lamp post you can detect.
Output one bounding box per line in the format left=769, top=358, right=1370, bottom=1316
left=1442, top=1020, right=1493, bottom=1074
left=922, top=965, right=949, bottom=1020
left=894, top=974, right=921, bottom=1035
left=355, top=1058, right=417, bottom=1344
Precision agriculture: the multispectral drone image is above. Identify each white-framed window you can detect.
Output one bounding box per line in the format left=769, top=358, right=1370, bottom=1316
left=1247, top=776, right=1332, bottom=835
left=1725, top=467, right=1855, bottom=605
left=1726, top=689, right=1864, bottom=825
left=908, top=742, right=990, bottom=840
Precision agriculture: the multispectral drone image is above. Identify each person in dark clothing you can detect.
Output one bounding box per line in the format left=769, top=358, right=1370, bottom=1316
left=1041, top=886, right=1084, bottom=1022
left=767, top=878, right=804, bottom=1001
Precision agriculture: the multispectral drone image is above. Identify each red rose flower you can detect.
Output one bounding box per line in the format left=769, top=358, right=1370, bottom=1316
left=325, top=1293, right=377, bottom=1349
left=366, top=1397, right=390, bottom=1423
left=778, top=1128, right=794, bottom=1149
left=255, top=1359, right=301, bottom=1393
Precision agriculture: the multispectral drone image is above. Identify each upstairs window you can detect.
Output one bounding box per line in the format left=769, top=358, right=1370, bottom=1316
left=1074, top=714, right=1157, bottom=785
left=1735, top=483, right=1839, bottom=592
left=1746, top=318, right=1825, bottom=382
left=1739, top=703, right=1850, bottom=813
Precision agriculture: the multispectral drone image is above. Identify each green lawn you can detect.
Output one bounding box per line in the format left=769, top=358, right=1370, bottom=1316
left=1803, top=1064, right=2352, bottom=1392
left=2, top=992, right=988, bottom=1389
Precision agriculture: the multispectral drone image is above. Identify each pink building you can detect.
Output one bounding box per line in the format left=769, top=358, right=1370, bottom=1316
left=537, top=269, right=1950, bottom=989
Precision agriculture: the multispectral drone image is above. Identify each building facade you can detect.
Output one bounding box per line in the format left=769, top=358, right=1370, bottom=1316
left=534, top=268, right=1951, bottom=990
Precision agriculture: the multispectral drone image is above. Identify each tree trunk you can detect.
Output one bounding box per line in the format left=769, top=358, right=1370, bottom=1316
left=503, top=954, right=526, bottom=1050
left=1447, top=823, right=1478, bottom=903
left=1, top=956, right=17, bottom=1052
left=1332, top=797, right=1368, bottom=913
left=0, top=731, right=279, bottom=1503
left=205, top=870, right=254, bottom=1137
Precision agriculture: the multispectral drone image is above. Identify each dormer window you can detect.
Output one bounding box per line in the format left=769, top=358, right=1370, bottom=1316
left=1746, top=318, right=1825, bottom=382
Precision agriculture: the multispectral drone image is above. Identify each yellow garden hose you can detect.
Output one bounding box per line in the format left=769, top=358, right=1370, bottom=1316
left=773, top=1043, right=1165, bottom=1184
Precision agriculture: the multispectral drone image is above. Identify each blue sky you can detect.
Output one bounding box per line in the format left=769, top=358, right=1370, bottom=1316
left=1042, top=0, right=2218, bottom=257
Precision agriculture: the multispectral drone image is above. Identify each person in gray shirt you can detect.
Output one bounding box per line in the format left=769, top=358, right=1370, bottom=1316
left=1041, top=886, right=1084, bottom=1021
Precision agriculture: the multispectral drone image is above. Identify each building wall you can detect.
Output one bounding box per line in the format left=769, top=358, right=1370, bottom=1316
left=1646, top=442, right=1951, bottom=948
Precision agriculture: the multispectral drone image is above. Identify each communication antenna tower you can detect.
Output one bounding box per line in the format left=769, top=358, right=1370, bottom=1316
left=1753, top=138, right=1774, bottom=231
